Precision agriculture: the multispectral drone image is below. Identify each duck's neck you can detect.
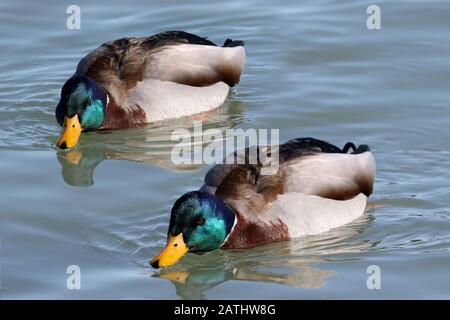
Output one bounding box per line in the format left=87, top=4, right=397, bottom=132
left=221, top=202, right=237, bottom=239
left=105, top=92, right=110, bottom=112
left=202, top=193, right=236, bottom=241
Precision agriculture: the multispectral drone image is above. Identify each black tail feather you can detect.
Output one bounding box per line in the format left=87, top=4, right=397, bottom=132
left=223, top=38, right=245, bottom=47
left=342, top=142, right=370, bottom=154
left=342, top=142, right=356, bottom=153
left=352, top=144, right=370, bottom=154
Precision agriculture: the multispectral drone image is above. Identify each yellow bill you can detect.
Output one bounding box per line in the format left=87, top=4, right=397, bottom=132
left=150, top=233, right=188, bottom=269
left=56, top=114, right=82, bottom=149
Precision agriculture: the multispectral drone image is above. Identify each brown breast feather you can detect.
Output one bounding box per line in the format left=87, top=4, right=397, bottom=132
left=214, top=165, right=289, bottom=249
left=99, top=94, right=147, bottom=130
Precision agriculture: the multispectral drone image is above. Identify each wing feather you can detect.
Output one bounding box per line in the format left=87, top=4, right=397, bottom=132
left=201, top=138, right=375, bottom=204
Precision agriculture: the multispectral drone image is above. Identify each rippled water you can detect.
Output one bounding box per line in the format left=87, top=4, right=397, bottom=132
left=1, top=0, right=450, bottom=299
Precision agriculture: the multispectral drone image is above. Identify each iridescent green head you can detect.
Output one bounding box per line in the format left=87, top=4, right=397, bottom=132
left=55, top=76, right=107, bottom=149
left=150, top=191, right=235, bottom=268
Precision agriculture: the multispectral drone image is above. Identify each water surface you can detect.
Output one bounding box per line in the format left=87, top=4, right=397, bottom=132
left=1, top=0, right=450, bottom=299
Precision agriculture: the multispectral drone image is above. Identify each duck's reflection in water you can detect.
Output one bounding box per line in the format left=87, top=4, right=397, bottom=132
left=153, top=216, right=375, bottom=299
left=56, top=101, right=245, bottom=186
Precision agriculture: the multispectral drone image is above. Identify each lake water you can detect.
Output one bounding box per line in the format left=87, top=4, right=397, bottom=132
left=1, top=0, right=449, bottom=299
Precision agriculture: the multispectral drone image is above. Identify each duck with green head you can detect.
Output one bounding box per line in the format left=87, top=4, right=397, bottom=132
left=151, top=137, right=376, bottom=268
left=56, top=76, right=107, bottom=149
left=151, top=191, right=236, bottom=268
left=55, top=31, right=246, bottom=149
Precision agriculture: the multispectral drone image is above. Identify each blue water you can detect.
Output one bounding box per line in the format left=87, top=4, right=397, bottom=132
left=1, top=0, right=449, bottom=299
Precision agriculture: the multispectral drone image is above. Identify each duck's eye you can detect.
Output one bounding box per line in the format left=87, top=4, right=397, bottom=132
left=196, top=216, right=205, bottom=225
left=83, top=100, right=90, bottom=108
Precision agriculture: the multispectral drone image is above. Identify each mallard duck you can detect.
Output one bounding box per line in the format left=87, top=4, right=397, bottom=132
left=55, top=31, right=246, bottom=149
left=150, top=137, right=376, bottom=268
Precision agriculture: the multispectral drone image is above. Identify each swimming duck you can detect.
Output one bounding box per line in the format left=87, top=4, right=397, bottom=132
left=55, top=31, right=246, bottom=149
left=150, top=137, right=376, bottom=268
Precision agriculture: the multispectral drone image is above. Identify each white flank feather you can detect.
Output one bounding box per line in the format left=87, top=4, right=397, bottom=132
left=269, top=193, right=368, bottom=237
left=128, top=79, right=230, bottom=122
